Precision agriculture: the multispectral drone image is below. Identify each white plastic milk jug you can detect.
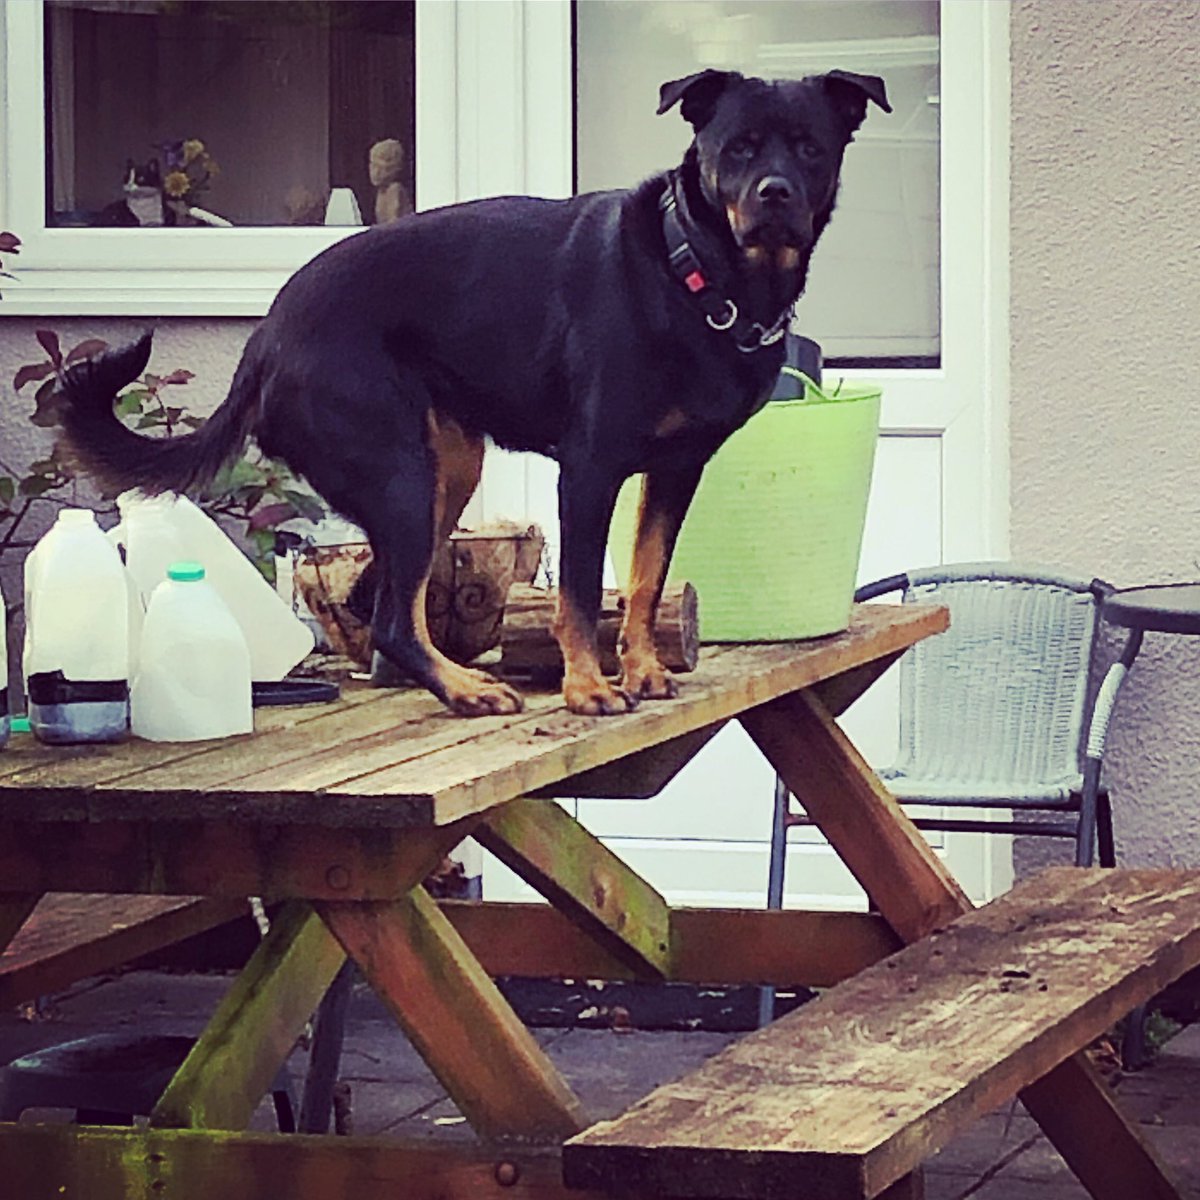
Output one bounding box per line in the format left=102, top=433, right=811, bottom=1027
left=113, top=491, right=313, bottom=681
left=24, top=508, right=129, bottom=744
left=131, top=562, right=253, bottom=742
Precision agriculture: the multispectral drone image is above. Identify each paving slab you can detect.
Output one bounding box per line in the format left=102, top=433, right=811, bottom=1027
left=0, top=968, right=1198, bottom=1197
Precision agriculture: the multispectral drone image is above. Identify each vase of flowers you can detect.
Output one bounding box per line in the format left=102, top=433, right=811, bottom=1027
left=159, top=139, right=226, bottom=226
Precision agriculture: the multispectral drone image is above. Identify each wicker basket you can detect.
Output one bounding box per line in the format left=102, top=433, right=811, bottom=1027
left=610, top=372, right=881, bottom=641
left=293, top=523, right=544, bottom=665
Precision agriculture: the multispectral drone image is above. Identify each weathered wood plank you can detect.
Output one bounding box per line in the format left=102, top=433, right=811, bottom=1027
left=0, top=893, right=247, bottom=1008
left=532, top=722, right=725, bottom=799
left=475, top=800, right=672, bottom=978
left=319, top=890, right=585, bottom=1141
left=566, top=868, right=1200, bottom=1200
left=0, top=606, right=945, bottom=829
left=0, top=816, right=478, bottom=899
left=742, top=692, right=1183, bottom=1200
left=0, top=1123, right=608, bottom=1200
left=810, top=649, right=906, bottom=718
left=440, top=901, right=900, bottom=987
left=0, top=683, right=390, bottom=792
left=326, top=605, right=950, bottom=825
left=742, top=689, right=970, bottom=942
left=151, top=902, right=346, bottom=1131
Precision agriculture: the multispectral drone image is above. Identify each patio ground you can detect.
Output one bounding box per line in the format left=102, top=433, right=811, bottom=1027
left=0, top=967, right=1197, bottom=1198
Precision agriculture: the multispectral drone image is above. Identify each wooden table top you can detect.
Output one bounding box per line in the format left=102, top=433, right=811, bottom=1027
left=0, top=603, right=946, bottom=830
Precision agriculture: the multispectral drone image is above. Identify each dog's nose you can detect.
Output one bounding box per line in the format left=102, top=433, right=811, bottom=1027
left=756, top=176, right=793, bottom=205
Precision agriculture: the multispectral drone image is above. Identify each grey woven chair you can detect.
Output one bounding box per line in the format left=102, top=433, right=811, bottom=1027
left=765, top=565, right=1122, bottom=973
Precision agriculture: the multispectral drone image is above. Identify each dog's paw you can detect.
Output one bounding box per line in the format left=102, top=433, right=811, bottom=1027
left=445, top=675, right=525, bottom=717
left=563, top=677, right=639, bottom=717
left=620, top=656, right=680, bottom=701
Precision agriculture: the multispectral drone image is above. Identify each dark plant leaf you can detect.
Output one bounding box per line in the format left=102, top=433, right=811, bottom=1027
left=248, top=501, right=297, bottom=531
left=64, top=338, right=110, bottom=365
left=0, top=232, right=20, bottom=253
left=19, top=474, right=61, bottom=497
left=180, top=415, right=206, bottom=429
left=35, top=329, right=62, bottom=367
left=13, top=361, right=57, bottom=391
left=281, top=487, right=326, bottom=522
left=0, top=477, right=15, bottom=507
left=143, top=373, right=161, bottom=391
left=136, top=414, right=167, bottom=430
left=159, top=369, right=194, bottom=386
left=164, top=406, right=184, bottom=423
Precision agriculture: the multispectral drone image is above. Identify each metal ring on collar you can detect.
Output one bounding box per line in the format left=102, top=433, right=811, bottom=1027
left=736, top=322, right=782, bottom=353
left=706, top=299, right=738, bottom=332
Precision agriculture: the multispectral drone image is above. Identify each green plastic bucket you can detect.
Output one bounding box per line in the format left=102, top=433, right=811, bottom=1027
left=610, top=370, right=882, bottom=642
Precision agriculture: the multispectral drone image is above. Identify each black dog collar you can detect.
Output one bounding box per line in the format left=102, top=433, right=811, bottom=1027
left=659, top=182, right=791, bottom=354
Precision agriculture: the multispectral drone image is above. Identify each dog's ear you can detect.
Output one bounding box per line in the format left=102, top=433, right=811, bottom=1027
left=821, top=70, right=892, bottom=134
left=657, top=69, right=742, bottom=129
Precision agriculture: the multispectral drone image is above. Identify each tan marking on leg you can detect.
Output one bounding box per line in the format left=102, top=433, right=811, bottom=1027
left=554, top=592, right=636, bottom=717
left=406, top=413, right=520, bottom=717
left=618, top=498, right=678, bottom=701
left=427, top=411, right=485, bottom=544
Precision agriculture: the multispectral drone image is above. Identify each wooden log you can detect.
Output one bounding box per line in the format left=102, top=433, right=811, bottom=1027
left=499, top=583, right=698, bottom=677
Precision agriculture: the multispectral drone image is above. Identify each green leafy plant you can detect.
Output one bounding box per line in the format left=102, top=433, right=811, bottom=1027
left=7, top=328, right=326, bottom=579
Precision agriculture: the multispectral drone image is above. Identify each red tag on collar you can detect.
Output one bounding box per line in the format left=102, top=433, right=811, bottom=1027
left=684, top=269, right=706, bottom=293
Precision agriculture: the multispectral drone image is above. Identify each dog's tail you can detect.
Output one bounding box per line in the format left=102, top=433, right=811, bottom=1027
left=58, top=330, right=259, bottom=496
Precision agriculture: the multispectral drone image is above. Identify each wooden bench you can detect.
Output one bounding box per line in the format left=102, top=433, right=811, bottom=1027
left=565, top=868, right=1200, bottom=1200
left=0, top=894, right=247, bottom=1010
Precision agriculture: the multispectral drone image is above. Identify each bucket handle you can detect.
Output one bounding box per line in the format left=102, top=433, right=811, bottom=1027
left=779, top=366, right=845, bottom=403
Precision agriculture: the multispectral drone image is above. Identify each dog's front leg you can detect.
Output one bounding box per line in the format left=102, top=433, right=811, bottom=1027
left=555, top=463, right=636, bottom=716
left=618, top=462, right=705, bottom=700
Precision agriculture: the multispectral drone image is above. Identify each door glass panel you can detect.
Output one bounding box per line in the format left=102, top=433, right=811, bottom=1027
left=574, top=0, right=940, bottom=366
left=45, top=0, right=415, bottom=229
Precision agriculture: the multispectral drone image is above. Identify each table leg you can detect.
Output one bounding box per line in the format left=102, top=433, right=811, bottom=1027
left=318, top=889, right=585, bottom=1141
left=475, top=798, right=672, bottom=977
left=151, top=901, right=346, bottom=1131
left=741, top=688, right=1184, bottom=1200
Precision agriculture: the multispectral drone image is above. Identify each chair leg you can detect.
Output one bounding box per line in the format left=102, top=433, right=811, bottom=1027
left=758, top=776, right=790, bottom=1027
left=298, top=958, right=355, bottom=1134
left=1096, top=790, right=1116, bottom=868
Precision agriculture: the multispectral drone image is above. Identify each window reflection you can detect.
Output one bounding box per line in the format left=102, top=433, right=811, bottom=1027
left=46, top=0, right=416, bottom=229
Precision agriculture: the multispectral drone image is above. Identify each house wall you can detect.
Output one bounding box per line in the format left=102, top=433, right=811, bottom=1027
left=1010, top=0, right=1200, bottom=870
left=3, top=0, right=1198, bottom=875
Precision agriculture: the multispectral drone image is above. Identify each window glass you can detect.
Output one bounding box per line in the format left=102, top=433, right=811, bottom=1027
left=45, top=0, right=415, bottom=229
left=574, top=0, right=940, bottom=366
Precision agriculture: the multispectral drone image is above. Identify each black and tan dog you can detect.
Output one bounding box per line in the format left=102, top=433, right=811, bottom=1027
left=59, top=68, right=889, bottom=717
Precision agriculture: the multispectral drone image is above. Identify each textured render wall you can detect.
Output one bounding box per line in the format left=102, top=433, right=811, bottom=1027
left=1011, top=1, right=1200, bottom=870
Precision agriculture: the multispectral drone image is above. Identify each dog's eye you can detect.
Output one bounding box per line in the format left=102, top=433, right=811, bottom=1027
left=795, top=140, right=822, bottom=160
left=728, top=136, right=760, bottom=158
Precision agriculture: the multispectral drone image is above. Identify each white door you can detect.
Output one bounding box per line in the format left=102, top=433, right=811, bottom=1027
left=471, top=0, right=1010, bottom=909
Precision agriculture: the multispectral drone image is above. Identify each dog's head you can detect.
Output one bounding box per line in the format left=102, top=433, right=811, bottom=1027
left=658, top=69, right=889, bottom=274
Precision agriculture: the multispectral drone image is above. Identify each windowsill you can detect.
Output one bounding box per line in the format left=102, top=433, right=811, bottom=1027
left=0, top=226, right=363, bottom=316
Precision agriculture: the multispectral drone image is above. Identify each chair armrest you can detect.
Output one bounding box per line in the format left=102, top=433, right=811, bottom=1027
left=854, top=573, right=910, bottom=603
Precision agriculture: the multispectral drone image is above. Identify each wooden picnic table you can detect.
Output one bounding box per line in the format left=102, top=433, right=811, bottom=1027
left=0, top=600, right=1192, bottom=1200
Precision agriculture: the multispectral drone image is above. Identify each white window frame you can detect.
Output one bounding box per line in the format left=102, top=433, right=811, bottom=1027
left=0, top=0, right=568, bottom=316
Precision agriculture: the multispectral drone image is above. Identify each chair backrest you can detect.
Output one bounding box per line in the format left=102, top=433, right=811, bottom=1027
left=890, top=564, right=1106, bottom=787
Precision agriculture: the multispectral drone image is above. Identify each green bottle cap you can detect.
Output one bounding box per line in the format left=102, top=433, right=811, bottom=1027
left=167, top=561, right=206, bottom=582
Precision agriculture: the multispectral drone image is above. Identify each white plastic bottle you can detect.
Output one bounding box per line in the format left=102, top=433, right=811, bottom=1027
left=131, top=562, right=253, bottom=742
left=24, top=508, right=130, bottom=744
left=112, top=491, right=313, bottom=681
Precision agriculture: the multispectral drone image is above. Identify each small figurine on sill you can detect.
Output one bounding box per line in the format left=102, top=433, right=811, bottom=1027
left=368, top=138, right=413, bottom=225
left=93, top=159, right=166, bottom=227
